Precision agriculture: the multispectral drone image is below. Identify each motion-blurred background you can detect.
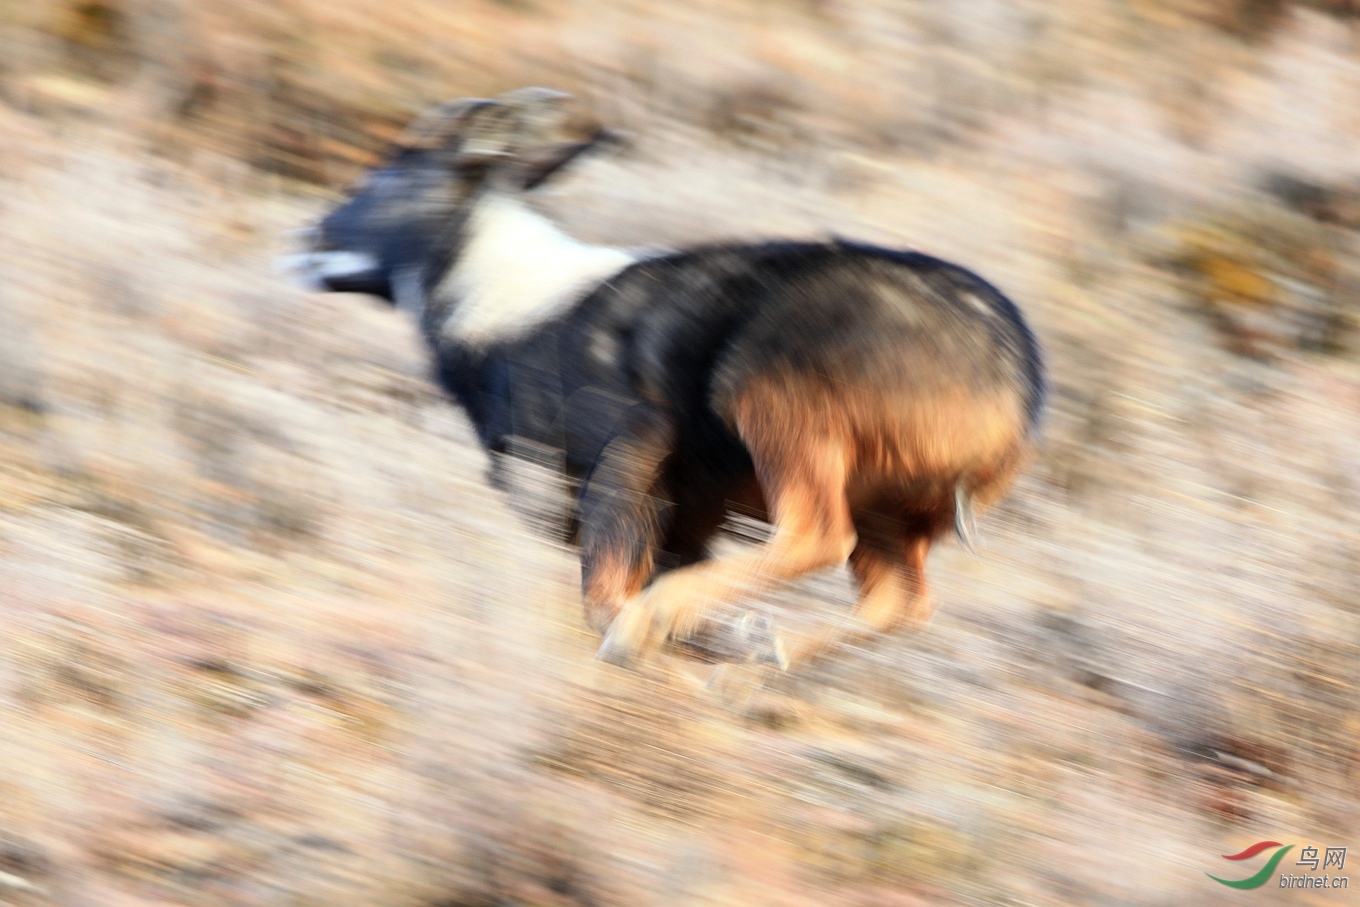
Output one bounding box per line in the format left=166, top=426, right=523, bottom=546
left=1, top=1, right=1358, bottom=905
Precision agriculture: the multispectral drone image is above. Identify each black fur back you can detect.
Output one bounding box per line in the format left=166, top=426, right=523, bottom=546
left=433, top=240, right=1044, bottom=479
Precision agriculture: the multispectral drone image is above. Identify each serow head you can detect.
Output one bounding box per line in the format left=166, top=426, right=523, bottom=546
left=281, top=88, right=622, bottom=305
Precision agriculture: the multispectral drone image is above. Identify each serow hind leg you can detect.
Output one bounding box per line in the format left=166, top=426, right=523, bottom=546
left=598, top=436, right=856, bottom=668
left=782, top=533, right=934, bottom=668
left=657, top=481, right=789, bottom=666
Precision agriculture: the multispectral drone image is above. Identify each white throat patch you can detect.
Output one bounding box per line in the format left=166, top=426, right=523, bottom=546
left=433, top=194, right=636, bottom=345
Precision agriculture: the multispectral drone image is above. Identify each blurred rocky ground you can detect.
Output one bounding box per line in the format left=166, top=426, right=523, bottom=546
left=0, top=1, right=1358, bottom=905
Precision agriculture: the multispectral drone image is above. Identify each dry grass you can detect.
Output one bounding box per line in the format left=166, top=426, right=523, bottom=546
left=0, top=2, right=1359, bottom=906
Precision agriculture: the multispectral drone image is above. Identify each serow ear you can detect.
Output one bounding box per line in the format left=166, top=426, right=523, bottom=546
left=498, top=86, right=571, bottom=146
left=519, top=128, right=627, bottom=190
left=397, top=98, right=496, bottom=152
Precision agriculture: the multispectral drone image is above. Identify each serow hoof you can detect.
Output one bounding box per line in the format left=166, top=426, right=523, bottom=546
left=595, top=627, right=637, bottom=668
left=735, top=610, right=788, bottom=671
left=673, top=610, right=787, bottom=668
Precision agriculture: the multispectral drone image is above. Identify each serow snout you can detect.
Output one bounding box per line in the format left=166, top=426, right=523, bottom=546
left=275, top=224, right=385, bottom=296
